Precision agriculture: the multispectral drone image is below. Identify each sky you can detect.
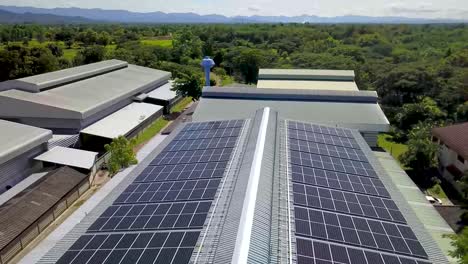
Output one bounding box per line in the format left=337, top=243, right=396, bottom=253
left=1, top=0, right=468, bottom=19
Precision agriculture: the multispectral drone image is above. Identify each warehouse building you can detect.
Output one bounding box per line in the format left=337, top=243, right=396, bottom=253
left=0, top=60, right=179, bottom=135
left=37, top=108, right=451, bottom=264
left=194, top=87, right=390, bottom=147
left=257, top=68, right=359, bottom=91
left=0, top=120, right=52, bottom=194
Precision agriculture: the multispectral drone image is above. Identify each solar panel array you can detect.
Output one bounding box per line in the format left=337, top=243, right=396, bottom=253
left=287, top=121, right=431, bottom=264
left=57, top=120, right=244, bottom=264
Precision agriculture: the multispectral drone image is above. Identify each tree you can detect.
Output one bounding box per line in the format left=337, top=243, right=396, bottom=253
left=395, top=97, right=446, bottom=133
left=399, top=122, right=438, bottom=177
left=104, top=136, right=138, bottom=175
left=73, top=45, right=106, bottom=65
left=459, top=171, right=468, bottom=199
left=376, top=66, right=438, bottom=106
left=97, top=31, right=111, bottom=46
left=46, top=43, right=63, bottom=57
left=172, top=73, right=203, bottom=101
left=457, top=102, right=468, bottom=121
left=445, top=228, right=468, bottom=264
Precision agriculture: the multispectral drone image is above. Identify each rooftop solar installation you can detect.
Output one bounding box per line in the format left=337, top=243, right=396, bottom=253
left=56, top=120, right=244, bottom=264
left=287, top=121, right=431, bottom=264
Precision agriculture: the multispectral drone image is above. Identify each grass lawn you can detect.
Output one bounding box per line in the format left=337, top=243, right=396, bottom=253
left=171, top=97, right=192, bottom=113
left=221, top=75, right=235, bottom=86
left=426, top=183, right=448, bottom=199
left=133, top=97, right=192, bottom=146
left=377, top=134, right=408, bottom=162
left=63, top=49, right=78, bottom=61
left=134, top=117, right=169, bottom=146
left=141, top=39, right=172, bottom=48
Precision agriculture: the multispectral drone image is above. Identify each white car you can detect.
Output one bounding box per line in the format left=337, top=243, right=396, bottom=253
left=425, top=195, right=442, bottom=205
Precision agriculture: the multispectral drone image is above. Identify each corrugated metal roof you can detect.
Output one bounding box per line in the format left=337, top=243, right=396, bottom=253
left=432, top=122, right=468, bottom=160
left=0, top=167, right=87, bottom=251
left=0, top=60, right=128, bottom=92
left=193, top=98, right=389, bottom=132
left=258, top=69, right=355, bottom=81
left=257, top=80, right=359, bottom=91
left=373, top=151, right=456, bottom=263
left=0, top=120, right=52, bottom=165
left=147, top=81, right=179, bottom=101
left=81, top=102, right=163, bottom=139
left=0, top=64, right=171, bottom=119
left=34, top=147, right=98, bottom=170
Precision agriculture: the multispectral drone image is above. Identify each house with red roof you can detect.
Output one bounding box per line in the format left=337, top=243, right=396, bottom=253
left=432, top=122, right=468, bottom=186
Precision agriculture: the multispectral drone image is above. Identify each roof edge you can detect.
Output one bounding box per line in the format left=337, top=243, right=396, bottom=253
left=202, top=86, right=378, bottom=103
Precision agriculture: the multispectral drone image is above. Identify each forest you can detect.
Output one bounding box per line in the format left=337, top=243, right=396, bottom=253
left=1, top=23, right=468, bottom=176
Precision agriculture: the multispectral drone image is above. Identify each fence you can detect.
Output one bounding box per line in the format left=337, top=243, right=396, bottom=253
left=0, top=175, right=91, bottom=264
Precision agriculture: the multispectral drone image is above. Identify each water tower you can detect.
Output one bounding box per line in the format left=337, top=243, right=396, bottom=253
left=201, top=56, right=215, bottom=86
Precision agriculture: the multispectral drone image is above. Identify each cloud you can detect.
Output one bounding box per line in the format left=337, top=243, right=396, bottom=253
left=387, top=2, right=439, bottom=14
left=247, top=5, right=260, bottom=12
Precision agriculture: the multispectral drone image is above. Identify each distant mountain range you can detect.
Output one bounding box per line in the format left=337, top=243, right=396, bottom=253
left=0, top=5, right=467, bottom=24
left=0, top=9, right=93, bottom=24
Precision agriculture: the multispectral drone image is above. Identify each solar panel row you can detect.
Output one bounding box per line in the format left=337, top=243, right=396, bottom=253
left=56, top=231, right=200, bottom=264
left=57, top=120, right=245, bottom=264
left=296, top=237, right=431, bottom=264
left=287, top=121, right=429, bottom=263
left=290, top=164, right=390, bottom=198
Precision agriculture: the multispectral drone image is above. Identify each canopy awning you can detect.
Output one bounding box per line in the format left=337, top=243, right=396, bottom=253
left=147, top=82, right=178, bottom=102
left=80, top=102, right=163, bottom=139
left=34, top=146, right=98, bottom=169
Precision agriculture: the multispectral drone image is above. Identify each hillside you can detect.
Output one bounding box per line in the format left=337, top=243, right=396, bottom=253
left=0, top=9, right=94, bottom=24
left=1, top=5, right=467, bottom=24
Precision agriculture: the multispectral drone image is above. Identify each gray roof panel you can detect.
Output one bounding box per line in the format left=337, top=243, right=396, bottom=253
left=0, top=64, right=171, bottom=119
left=0, top=60, right=128, bottom=92
left=193, top=97, right=389, bottom=132
left=0, top=120, right=52, bottom=164
left=258, top=69, right=355, bottom=81
left=147, top=81, right=178, bottom=101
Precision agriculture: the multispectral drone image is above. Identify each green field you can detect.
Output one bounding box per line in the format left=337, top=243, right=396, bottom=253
left=63, top=49, right=78, bottom=60
left=377, top=134, right=409, bottom=163
left=133, top=117, right=169, bottom=146
left=140, top=39, right=172, bottom=47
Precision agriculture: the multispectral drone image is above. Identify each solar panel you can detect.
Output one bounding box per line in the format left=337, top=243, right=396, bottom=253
left=164, top=137, right=238, bottom=152
left=288, top=121, right=355, bottom=138
left=114, top=179, right=221, bottom=204
left=295, top=207, right=427, bottom=257
left=135, top=162, right=228, bottom=183
left=289, top=137, right=367, bottom=162
left=296, top=237, right=431, bottom=264
left=288, top=129, right=361, bottom=149
left=176, top=127, right=242, bottom=141
left=287, top=121, right=429, bottom=263
left=56, top=231, right=200, bottom=264
left=88, top=201, right=211, bottom=232
left=182, top=119, right=244, bottom=131
left=291, top=163, right=390, bottom=197
left=57, top=120, right=245, bottom=264
left=290, top=150, right=378, bottom=178
left=292, top=183, right=405, bottom=223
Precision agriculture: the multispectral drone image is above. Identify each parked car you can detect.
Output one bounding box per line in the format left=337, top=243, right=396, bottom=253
left=425, top=195, right=442, bottom=205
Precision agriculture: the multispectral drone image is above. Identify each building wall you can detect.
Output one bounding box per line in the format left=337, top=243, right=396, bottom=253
left=0, top=144, right=47, bottom=194
left=437, top=143, right=468, bottom=173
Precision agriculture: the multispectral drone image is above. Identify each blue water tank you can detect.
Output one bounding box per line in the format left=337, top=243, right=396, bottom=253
left=201, top=56, right=215, bottom=86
